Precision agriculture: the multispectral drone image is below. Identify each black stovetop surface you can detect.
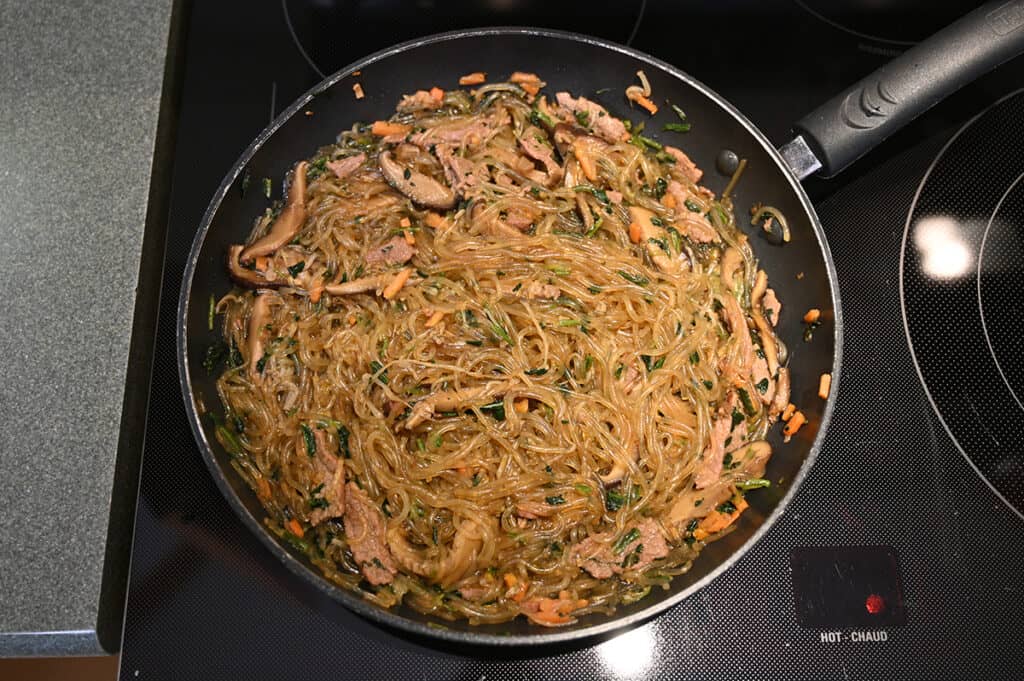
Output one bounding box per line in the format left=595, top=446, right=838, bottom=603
left=120, top=1, right=1024, bottom=678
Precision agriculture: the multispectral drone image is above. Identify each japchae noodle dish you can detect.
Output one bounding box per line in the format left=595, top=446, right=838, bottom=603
left=210, top=71, right=791, bottom=626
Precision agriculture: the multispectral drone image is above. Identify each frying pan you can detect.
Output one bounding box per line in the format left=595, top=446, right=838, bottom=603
left=178, top=3, right=1024, bottom=646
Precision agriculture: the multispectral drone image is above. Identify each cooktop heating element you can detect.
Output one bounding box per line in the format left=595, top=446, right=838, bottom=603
left=902, top=90, right=1024, bottom=519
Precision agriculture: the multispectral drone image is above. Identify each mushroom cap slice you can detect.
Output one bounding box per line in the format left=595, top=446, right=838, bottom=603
left=378, top=151, right=456, bottom=210
left=240, top=161, right=308, bottom=262
left=226, top=245, right=285, bottom=289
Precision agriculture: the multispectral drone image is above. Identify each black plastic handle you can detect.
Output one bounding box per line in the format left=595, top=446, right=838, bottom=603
left=793, top=0, right=1024, bottom=178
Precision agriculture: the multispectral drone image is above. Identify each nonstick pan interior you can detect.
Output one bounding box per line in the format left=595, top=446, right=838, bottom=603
left=178, top=28, right=841, bottom=646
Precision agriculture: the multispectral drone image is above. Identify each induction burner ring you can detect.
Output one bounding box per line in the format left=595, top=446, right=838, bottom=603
left=900, top=88, right=1024, bottom=521
left=978, top=171, right=1024, bottom=416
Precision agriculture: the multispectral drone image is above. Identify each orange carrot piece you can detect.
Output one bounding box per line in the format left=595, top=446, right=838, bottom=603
left=256, top=476, right=272, bottom=501
left=352, top=83, right=364, bottom=99
left=509, top=71, right=542, bottom=84
left=514, top=398, right=529, bottom=413
left=425, top=310, right=445, bottom=328
left=783, top=411, right=806, bottom=441
left=503, top=573, right=518, bottom=589
left=459, top=71, right=487, bottom=85
left=628, top=221, right=643, bottom=244
left=630, top=93, right=658, bottom=115
left=403, top=229, right=416, bottom=246
left=572, top=139, right=598, bottom=182
left=661, top=192, right=677, bottom=209
left=424, top=211, right=447, bottom=228
left=286, top=518, right=304, bottom=537
left=818, top=373, right=832, bottom=400
left=520, top=81, right=541, bottom=97
left=781, top=403, right=796, bottom=421
left=382, top=267, right=412, bottom=300
left=371, top=120, right=411, bottom=136
left=254, top=256, right=270, bottom=271
left=803, top=308, right=821, bottom=324
left=694, top=495, right=748, bottom=540
left=346, top=314, right=357, bottom=326
left=399, top=217, right=411, bottom=228
left=309, top=284, right=324, bottom=304
left=429, top=86, right=444, bottom=103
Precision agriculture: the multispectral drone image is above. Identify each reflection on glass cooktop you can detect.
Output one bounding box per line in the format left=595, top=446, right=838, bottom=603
left=902, top=90, right=1024, bottom=519
left=118, top=1, right=1024, bottom=679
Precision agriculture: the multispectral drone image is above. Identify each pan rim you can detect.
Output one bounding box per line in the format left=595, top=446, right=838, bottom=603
left=177, top=25, right=843, bottom=648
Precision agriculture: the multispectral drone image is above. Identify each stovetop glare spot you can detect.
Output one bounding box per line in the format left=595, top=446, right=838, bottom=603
left=902, top=90, right=1024, bottom=520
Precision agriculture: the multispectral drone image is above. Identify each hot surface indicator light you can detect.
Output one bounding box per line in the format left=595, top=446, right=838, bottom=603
left=865, top=593, right=885, bottom=615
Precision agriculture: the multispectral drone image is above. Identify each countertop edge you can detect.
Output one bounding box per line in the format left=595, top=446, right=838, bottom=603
left=0, top=631, right=105, bottom=658
left=0, top=0, right=186, bottom=657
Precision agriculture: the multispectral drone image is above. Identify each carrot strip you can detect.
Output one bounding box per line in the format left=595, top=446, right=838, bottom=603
left=628, top=92, right=658, bottom=115
left=254, top=256, right=270, bottom=271
left=781, top=403, right=796, bottom=421
left=628, top=222, right=643, bottom=244
left=459, top=71, right=487, bottom=85
left=520, top=81, right=541, bottom=97
left=429, top=86, right=444, bottom=104
left=399, top=217, right=411, bottom=228
left=661, top=192, right=677, bottom=209
left=346, top=314, right=357, bottom=326
left=694, top=495, right=748, bottom=541
left=403, top=229, right=416, bottom=246
left=803, top=308, right=821, bottom=323
left=352, top=83, right=364, bottom=100
left=286, top=518, right=304, bottom=537
left=424, top=211, right=447, bottom=228
left=514, top=398, right=529, bottom=413
left=309, top=284, right=324, bottom=304
left=572, top=139, right=598, bottom=182
left=256, top=476, right=272, bottom=501
left=509, top=71, right=542, bottom=84
left=371, top=120, right=412, bottom=136
left=382, top=267, right=412, bottom=300
left=819, top=373, right=832, bottom=400
left=425, top=310, right=445, bottom=328
left=783, top=411, right=806, bottom=442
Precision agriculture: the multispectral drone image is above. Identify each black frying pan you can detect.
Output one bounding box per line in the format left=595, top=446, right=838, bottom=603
left=178, top=4, right=1024, bottom=646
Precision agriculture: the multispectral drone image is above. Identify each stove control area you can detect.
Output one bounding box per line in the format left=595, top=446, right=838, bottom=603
left=790, top=546, right=907, bottom=631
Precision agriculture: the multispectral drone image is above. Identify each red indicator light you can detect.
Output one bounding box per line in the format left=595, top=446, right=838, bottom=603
left=865, top=593, right=885, bottom=615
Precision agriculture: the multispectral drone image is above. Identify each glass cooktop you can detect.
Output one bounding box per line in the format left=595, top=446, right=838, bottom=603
left=119, top=1, right=1024, bottom=678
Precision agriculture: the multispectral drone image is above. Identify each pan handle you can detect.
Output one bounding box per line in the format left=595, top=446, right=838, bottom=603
left=785, top=0, right=1024, bottom=179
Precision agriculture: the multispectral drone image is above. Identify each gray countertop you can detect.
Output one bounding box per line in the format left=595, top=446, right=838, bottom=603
left=0, top=0, right=175, bottom=656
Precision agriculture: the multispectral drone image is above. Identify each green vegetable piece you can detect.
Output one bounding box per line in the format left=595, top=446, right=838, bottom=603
left=737, top=388, right=757, bottom=416
left=612, top=527, right=641, bottom=555
left=300, top=423, right=316, bottom=457
left=737, top=478, right=771, bottom=491
left=605, top=488, right=627, bottom=511
left=479, top=401, right=506, bottom=421
left=369, top=360, right=389, bottom=384
left=617, top=270, right=649, bottom=286
left=338, top=424, right=351, bottom=458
